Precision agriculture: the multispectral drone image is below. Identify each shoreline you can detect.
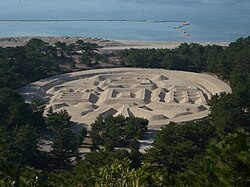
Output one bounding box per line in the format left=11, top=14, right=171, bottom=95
left=0, top=36, right=230, bottom=50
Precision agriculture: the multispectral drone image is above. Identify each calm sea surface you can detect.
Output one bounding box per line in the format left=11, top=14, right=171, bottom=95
left=0, top=0, right=250, bottom=42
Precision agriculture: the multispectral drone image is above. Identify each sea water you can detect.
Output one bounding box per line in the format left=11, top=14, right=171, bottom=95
left=0, top=0, right=250, bottom=42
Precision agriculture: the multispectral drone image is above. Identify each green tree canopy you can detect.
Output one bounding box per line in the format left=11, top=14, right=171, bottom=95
left=94, top=159, right=164, bottom=187
left=145, top=120, right=217, bottom=175
left=209, top=93, right=249, bottom=133
left=46, top=107, right=71, bottom=131
left=90, top=115, right=148, bottom=151
left=52, top=128, right=78, bottom=166
left=177, top=129, right=250, bottom=187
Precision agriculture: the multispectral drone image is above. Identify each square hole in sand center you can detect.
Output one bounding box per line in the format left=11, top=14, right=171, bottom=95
left=119, top=92, right=135, bottom=98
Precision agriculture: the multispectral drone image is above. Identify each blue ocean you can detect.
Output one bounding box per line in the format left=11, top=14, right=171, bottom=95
left=0, top=0, right=250, bottom=42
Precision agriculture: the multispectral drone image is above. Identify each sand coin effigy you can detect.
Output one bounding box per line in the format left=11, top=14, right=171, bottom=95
left=19, top=68, right=231, bottom=130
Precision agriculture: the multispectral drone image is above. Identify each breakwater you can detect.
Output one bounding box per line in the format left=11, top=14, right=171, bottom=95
left=0, top=19, right=191, bottom=39
left=175, top=22, right=191, bottom=38
left=0, top=19, right=187, bottom=23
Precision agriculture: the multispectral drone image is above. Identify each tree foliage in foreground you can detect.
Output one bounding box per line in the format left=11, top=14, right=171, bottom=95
left=52, top=128, right=78, bottom=167
left=0, top=166, right=45, bottom=187
left=0, top=36, right=250, bottom=186
left=0, top=88, right=45, bottom=130
left=210, top=93, right=249, bottom=134
left=177, top=129, right=250, bottom=187
left=145, top=120, right=217, bottom=175
left=94, top=159, right=164, bottom=187
left=90, top=115, right=148, bottom=151
left=45, top=106, right=71, bottom=131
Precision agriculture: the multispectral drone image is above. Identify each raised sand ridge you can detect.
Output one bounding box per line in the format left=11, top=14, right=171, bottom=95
left=19, top=68, right=231, bottom=130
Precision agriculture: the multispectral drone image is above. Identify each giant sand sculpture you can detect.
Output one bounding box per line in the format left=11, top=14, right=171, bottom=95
left=20, top=68, right=231, bottom=130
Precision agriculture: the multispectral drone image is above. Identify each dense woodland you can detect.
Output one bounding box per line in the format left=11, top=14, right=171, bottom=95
left=0, top=37, right=249, bottom=186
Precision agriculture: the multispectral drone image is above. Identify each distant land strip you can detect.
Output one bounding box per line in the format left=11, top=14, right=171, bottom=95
left=0, top=19, right=187, bottom=23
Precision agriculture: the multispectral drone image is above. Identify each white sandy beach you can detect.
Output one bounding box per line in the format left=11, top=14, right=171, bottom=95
left=0, top=36, right=230, bottom=50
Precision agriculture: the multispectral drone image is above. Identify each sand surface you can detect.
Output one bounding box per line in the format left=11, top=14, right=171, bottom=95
left=19, top=68, right=231, bottom=152
left=0, top=36, right=230, bottom=50
left=6, top=37, right=230, bottom=152
left=19, top=68, right=231, bottom=130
